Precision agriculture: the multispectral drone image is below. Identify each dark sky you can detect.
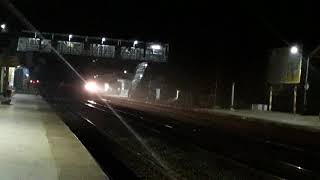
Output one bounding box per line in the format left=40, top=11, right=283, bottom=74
left=2, top=1, right=320, bottom=75
left=3, top=2, right=317, bottom=42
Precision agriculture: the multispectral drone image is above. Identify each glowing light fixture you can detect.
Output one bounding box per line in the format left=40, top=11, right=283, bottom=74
left=133, top=40, right=138, bottom=46
left=0, top=24, right=6, bottom=30
left=68, top=34, right=73, bottom=41
left=84, top=81, right=99, bottom=93
left=151, top=44, right=161, bottom=50
left=290, top=45, right=298, bottom=54
left=102, top=37, right=106, bottom=44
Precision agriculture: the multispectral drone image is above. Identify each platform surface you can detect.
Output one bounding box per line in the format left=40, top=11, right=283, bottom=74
left=0, top=94, right=108, bottom=180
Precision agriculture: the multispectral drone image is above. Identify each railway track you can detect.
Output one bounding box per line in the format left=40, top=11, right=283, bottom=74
left=50, top=96, right=320, bottom=179
left=77, top=100, right=320, bottom=179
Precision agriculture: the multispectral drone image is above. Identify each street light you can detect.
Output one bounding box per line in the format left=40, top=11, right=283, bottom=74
left=289, top=44, right=320, bottom=113
left=68, top=34, right=73, bottom=41
left=101, top=37, right=106, bottom=44
left=133, top=40, right=138, bottom=47
left=290, top=45, right=299, bottom=54
left=1, top=23, right=6, bottom=32
left=123, top=70, right=127, bottom=74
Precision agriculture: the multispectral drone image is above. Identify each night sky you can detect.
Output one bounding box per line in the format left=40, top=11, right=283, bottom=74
left=1, top=1, right=320, bottom=85
left=2, top=1, right=320, bottom=58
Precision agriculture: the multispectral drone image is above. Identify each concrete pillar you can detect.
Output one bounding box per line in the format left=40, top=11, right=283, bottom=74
left=293, top=85, right=297, bottom=114
left=175, top=89, right=180, bottom=100
left=3, top=67, right=9, bottom=94
left=230, top=82, right=235, bottom=111
left=0, top=67, right=4, bottom=94
left=268, top=86, right=273, bottom=111
left=156, top=88, right=160, bottom=101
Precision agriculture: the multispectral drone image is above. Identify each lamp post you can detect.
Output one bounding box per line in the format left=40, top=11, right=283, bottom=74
left=302, top=45, right=320, bottom=113
left=230, top=82, right=235, bottom=111
left=68, top=34, right=72, bottom=42
left=68, top=34, right=72, bottom=54
left=101, top=37, right=106, bottom=44
left=289, top=45, right=300, bottom=114
left=133, top=40, right=138, bottom=47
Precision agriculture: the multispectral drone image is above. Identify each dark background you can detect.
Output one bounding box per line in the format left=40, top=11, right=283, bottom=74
left=2, top=0, right=320, bottom=109
left=3, top=1, right=320, bottom=58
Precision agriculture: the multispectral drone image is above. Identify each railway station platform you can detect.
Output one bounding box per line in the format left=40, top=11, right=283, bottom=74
left=104, top=96, right=320, bottom=132
left=195, top=108, right=320, bottom=132
left=0, top=94, right=108, bottom=180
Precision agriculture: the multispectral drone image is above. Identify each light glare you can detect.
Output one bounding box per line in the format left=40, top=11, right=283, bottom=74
left=151, top=44, right=161, bottom=50
left=85, top=81, right=99, bottom=93
left=290, top=46, right=298, bottom=54
left=68, top=34, right=73, bottom=41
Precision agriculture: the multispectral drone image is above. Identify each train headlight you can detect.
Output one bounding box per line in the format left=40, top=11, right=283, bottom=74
left=84, top=81, right=99, bottom=93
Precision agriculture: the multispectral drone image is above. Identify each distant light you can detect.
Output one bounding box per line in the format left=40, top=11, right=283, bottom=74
left=124, top=70, right=127, bottom=74
left=84, top=81, right=99, bottom=93
left=290, top=46, right=298, bottom=54
left=102, top=37, right=106, bottom=44
left=36, top=80, right=40, bottom=83
left=68, top=34, right=73, bottom=41
left=139, top=74, right=143, bottom=78
left=30, top=80, right=33, bottom=83
left=93, top=74, right=99, bottom=79
left=151, top=44, right=161, bottom=50
left=133, top=40, right=138, bottom=46
left=104, top=83, right=110, bottom=91
left=17, top=65, right=21, bottom=68
left=1, top=24, right=6, bottom=30
left=143, top=63, right=148, bottom=67
left=25, top=73, right=29, bottom=77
